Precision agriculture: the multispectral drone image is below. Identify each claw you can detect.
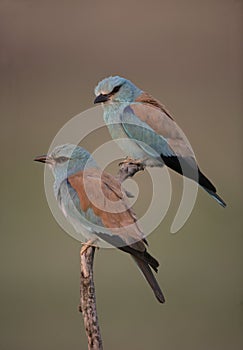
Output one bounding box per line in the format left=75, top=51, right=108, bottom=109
left=80, top=239, right=98, bottom=255
left=119, top=157, right=144, bottom=168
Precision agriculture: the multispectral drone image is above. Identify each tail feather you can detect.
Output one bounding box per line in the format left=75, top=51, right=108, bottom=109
left=161, top=155, right=226, bottom=207
left=198, top=169, right=216, bottom=192
left=132, top=256, right=165, bottom=303
left=199, top=170, right=226, bottom=208
left=119, top=246, right=159, bottom=272
left=203, top=187, right=227, bottom=208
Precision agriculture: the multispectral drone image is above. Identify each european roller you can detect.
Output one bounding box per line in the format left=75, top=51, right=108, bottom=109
left=35, top=144, right=165, bottom=303
left=94, top=76, right=226, bottom=208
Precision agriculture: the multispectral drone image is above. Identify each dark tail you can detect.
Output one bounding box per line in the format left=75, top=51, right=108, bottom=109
left=119, top=245, right=159, bottom=272
left=132, top=256, right=165, bottom=303
left=161, top=155, right=226, bottom=207
left=198, top=170, right=226, bottom=208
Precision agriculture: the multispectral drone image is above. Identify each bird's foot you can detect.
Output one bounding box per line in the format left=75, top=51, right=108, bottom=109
left=80, top=239, right=99, bottom=255
left=118, top=157, right=145, bottom=182
left=119, top=157, right=144, bottom=168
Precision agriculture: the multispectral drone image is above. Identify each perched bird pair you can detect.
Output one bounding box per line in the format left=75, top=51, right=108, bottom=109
left=35, top=76, right=226, bottom=303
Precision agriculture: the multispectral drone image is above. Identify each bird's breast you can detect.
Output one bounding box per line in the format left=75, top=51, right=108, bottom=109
left=57, top=181, right=103, bottom=242
left=103, top=108, right=162, bottom=163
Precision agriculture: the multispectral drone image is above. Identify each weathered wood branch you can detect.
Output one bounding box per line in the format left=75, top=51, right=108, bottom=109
left=79, top=246, right=103, bottom=350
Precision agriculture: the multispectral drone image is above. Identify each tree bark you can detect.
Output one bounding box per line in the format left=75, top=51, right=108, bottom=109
left=79, top=246, right=103, bottom=350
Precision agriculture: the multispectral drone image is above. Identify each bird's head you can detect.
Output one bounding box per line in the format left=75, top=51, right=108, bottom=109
left=34, top=144, right=97, bottom=180
left=94, top=76, right=142, bottom=105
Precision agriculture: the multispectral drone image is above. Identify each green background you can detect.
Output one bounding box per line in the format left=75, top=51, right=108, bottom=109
left=0, top=1, right=242, bottom=349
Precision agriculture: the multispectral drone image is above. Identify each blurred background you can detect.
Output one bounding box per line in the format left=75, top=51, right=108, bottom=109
left=0, top=1, right=242, bottom=349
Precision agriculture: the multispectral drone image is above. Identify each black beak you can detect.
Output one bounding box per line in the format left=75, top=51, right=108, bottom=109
left=94, top=94, right=109, bottom=104
left=34, top=155, right=53, bottom=164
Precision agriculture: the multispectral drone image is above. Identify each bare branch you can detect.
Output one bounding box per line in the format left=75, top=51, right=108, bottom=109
left=79, top=246, right=103, bottom=350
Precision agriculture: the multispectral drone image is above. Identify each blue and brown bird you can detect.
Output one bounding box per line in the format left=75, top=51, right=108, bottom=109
left=94, top=76, right=226, bottom=207
left=35, top=144, right=165, bottom=303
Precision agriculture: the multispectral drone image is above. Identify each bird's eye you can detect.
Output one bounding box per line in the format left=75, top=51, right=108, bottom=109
left=111, top=84, right=122, bottom=94
left=56, top=156, right=69, bottom=163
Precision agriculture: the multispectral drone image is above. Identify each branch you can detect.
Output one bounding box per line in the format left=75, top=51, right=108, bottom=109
left=79, top=246, right=103, bottom=350
left=79, top=159, right=143, bottom=349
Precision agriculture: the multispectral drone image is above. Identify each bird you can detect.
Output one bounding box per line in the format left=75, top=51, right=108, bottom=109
left=34, top=144, right=165, bottom=303
left=94, top=76, right=226, bottom=208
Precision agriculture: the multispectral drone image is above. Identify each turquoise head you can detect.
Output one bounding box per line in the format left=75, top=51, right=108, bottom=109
left=94, top=76, right=142, bottom=104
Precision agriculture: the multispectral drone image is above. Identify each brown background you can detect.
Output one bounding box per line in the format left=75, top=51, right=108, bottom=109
left=0, top=1, right=242, bottom=349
